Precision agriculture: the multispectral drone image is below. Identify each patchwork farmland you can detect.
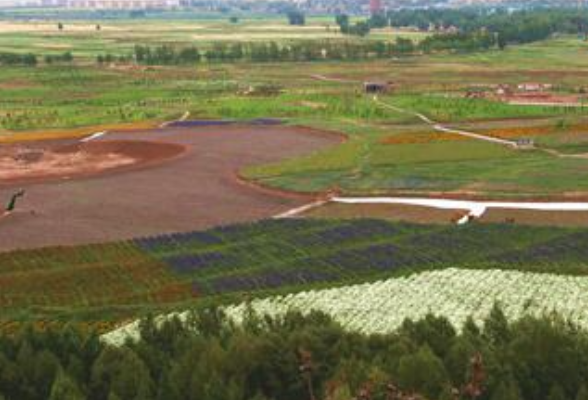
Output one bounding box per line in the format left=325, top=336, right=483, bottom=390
left=3, top=8, right=588, bottom=400
left=4, top=218, right=588, bottom=330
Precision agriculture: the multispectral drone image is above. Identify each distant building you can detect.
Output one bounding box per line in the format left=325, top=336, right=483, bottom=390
left=364, top=81, right=392, bottom=94
left=369, top=0, right=383, bottom=14
left=517, top=83, right=553, bottom=92
left=496, top=84, right=513, bottom=96
left=515, top=138, right=535, bottom=148
left=465, top=87, right=486, bottom=99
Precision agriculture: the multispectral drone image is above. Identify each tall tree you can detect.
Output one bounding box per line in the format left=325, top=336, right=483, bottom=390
left=49, top=370, right=85, bottom=400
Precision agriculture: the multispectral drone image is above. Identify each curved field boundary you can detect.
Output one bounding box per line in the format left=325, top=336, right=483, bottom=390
left=0, top=124, right=341, bottom=251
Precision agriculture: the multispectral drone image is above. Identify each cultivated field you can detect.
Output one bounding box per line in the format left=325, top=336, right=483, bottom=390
left=5, top=217, right=588, bottom=330
left=4, top=11, right=588, bottom=400
left=3, top=17, right=588, bottom=331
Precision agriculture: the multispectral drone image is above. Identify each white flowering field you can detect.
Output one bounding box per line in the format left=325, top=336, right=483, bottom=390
left=103, top=267, right=588, bottom=345
left=224, top=268, right=588, bottom=335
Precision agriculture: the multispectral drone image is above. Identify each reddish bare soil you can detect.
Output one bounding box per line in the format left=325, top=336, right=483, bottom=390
left=500, top=91, right=583, bottom=106
left=0, top=140, right=186, bottom=186
left=0, top=125, right=340, bottom=251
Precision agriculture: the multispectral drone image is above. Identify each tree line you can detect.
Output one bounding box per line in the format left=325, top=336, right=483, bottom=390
left=2, top=306, right=588, bottom=400
left=368, top=8, right=588, bottom=46
left=0, top=51, right=74, bottom=67
left=102, top=34, right=496, bottom=66
left=0, top=53, right=37, bottom=66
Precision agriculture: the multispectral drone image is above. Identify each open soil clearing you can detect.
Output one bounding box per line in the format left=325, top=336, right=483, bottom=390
left=0, top=140, right=186, bottom=186
left=0, top=124, right=340, bottom=251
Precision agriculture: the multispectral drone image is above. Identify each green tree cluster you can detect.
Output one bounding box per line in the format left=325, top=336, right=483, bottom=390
left=0, top=52, right=37, bottom=66
left=2, top=307, right=588, bottom=400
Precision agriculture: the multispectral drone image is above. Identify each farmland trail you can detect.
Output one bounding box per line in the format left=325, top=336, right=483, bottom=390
left=311, top=74, right=588, bottom=158
left=331, top=196, right=588, bottom=224
left=375, top=97, right=588, bottom=159
left=80, top=131, right=108, bottom=143
left=160, top=110, right=190, bottom=128
left=277, top=195, right=588, bottom=223
left=373, top=97, right=519, bottom=147
left=309, top=74, right=361, bottom=84
left=310, top=74, right=519, bottom=147
left=273, top=199, right=329, bottom=219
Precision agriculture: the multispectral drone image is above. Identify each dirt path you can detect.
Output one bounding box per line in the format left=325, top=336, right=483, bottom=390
left=309, top=74, right=361, bottom=84
left=375, top=97, right=588, bottom=160
left=311, top=74, right=588, bottom=155
left=311, top=74, right=520, bottom=147
left=0, top=124, right=340, bottom=251
left=373, top=97, right=520, bottom=147
left=276, top=195, right=588, bottom=225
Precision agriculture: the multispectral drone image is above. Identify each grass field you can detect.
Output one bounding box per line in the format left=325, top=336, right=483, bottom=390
left=2, top=20, right=588, bottom=196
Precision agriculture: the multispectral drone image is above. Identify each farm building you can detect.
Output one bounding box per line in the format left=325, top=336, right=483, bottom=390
left=517, top=83, right=553, bottom=92
left=364, top=82, right=393, bottom=94
left=465, top=88, right=486, bottom=99
left=515, top=138, right=535, bottom=148
left=496, top=84, right=513, bottom=96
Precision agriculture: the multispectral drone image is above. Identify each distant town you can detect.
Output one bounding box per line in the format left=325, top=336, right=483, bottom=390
left=0, top=0, right=586, bottom=13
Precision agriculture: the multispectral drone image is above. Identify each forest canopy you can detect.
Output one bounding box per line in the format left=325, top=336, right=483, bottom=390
left=1, top=307, right=588, bottom=400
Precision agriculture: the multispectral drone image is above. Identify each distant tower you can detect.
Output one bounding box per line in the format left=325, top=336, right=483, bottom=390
left=370, top=0, right=382, bottom=14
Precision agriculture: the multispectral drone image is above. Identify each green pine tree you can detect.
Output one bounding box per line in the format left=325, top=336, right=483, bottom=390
left=484, top=304, right=511, bottom=345
left=397, top=345, right=449, bottom=400
left=576, top=385, right=588, bottom=400
left=491, top=377, right=522, bottom=400
left=548, top=384, right=568, bottom=400
left=49, top=371, right=85, bottom=400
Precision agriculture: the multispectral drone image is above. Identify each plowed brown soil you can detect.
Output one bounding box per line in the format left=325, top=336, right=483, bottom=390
left=0, top=124, right=340, bottom=251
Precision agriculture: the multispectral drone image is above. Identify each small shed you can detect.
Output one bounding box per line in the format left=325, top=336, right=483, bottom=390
left=465, top=88, right=486, bottom=99
left=516, top=138, right=535, bottom=148
left=496, top=84, right=513, bottom=96
left=517, top=83, right=553, bottom=93
left=364, top=81, right=392, bottom=94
